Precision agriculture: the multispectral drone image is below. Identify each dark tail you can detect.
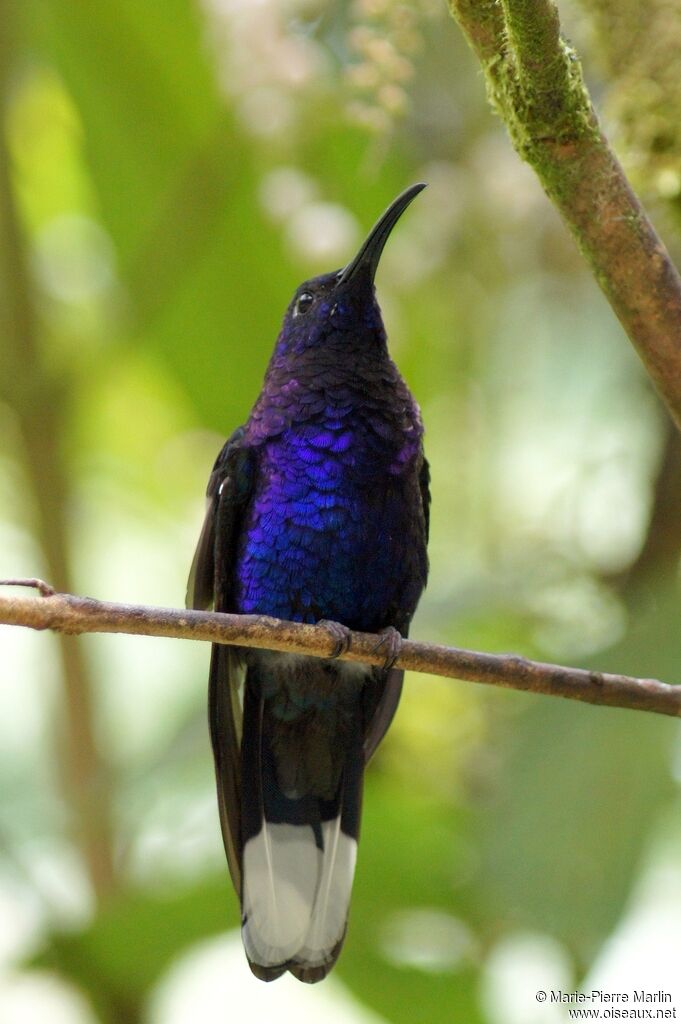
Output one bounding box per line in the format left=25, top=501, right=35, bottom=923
left=238, top=665, right=363, bottom=983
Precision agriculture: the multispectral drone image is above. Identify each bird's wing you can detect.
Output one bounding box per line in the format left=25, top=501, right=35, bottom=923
left=419, top=454, right=431, bottom=544
left=362, top=667, right=404, bottom=764
left=187, top=426, right=250, bottom=612
left=363, top=453, right=430, bottom=764
left=186, top=426, right=255, bottom=891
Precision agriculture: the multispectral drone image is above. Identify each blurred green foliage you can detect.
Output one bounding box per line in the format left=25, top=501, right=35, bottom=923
left=1, top=1, right=681, bottom=1022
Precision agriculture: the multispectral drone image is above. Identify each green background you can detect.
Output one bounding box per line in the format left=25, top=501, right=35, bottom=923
left=1, top=1, right=680, bottom=1021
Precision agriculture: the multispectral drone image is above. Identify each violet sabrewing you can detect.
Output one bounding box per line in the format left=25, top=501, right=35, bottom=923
left=187, top=184, right=430, bottom=983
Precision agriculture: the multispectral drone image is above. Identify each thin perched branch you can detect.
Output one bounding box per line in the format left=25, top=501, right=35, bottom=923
left=447, top=0, right=681, bottom=432
left=1, top=581, right=679, bottom=718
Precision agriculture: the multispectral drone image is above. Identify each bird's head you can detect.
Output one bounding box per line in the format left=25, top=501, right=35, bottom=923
left=273, top=183, right=426, bottom=359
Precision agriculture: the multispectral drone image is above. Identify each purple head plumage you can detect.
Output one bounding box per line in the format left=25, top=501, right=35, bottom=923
left=274, top=183, right=426, bottom=356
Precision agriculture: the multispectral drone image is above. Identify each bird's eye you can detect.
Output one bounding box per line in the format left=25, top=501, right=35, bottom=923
left=294, top=292, right=314, bottom=317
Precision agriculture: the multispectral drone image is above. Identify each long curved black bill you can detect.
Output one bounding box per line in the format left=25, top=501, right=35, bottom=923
left=337, top=182, right=426, bottom=287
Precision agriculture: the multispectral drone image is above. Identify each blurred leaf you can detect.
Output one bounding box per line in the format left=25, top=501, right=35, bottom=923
left=471, top=696, right=675, bottom=960
left=31, top=876, right=238, bottom=1024
left=27, top=0, right=221, bottom=265
left=338, top=774, right=486, bottom=1024
left=468, top=590, right=681, bottom=964
left=5, top=1, right=681, bottom=1022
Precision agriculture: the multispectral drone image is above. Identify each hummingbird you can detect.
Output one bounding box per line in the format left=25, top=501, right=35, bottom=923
left=187, top=183, right=430, bottom=983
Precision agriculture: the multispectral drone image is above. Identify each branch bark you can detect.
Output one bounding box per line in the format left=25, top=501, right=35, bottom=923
left=1, top=582, right=679, bottom=718
left=447, top=0, right=681, bottom=431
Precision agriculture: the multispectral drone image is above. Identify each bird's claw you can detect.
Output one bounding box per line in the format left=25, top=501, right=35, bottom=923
left=318, top=619, right=352, bottom=659
left=371, top=626, right=403, bottom=671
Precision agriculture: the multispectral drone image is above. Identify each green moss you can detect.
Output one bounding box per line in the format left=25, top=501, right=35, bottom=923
left=449, top=0, right=607, bottom=213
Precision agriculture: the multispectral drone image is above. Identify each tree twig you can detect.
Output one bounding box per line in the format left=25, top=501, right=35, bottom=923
left=0, top=580, right=679, bottom=718
left=447, top=0, right=681, bottom=432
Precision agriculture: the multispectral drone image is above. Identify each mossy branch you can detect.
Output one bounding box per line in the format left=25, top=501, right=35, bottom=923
left=1, top=580, right=680, bottom=719
left=448, top=0, right=681, bottom=431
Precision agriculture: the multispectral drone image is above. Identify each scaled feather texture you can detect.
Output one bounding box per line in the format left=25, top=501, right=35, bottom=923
left=187, top=185, right=430, bottom=982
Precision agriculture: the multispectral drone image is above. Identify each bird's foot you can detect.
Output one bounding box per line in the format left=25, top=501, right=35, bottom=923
left=318, top=619, right=352, bottom=659
left=372, top=626, right=403, bottom=671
